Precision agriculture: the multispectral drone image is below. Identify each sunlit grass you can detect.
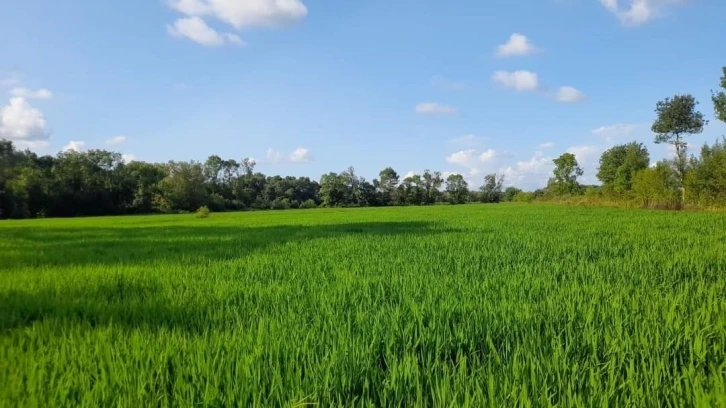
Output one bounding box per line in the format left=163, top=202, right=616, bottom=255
left=1, top=204, right=725, bottom=406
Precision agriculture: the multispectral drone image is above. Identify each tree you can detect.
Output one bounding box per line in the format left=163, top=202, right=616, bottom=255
left=685, top=138, right=726, bottom=205
left=712, top=67, right=726, bottom=123
left=421, top=170, right=443, bottom=205
left=652, top=94, right=707, bottom=200
left=548, top=153, right=583, bottom=196
left=632, top=161, right=680, bottom=209
left=596, top=142, right=650, bottom=196
left=445, top=174, right=469, bottom=204
left=479, top=173, right=505, bottom=203
left=156, top=161, right=207, bottom=211
left=319, top=172, right=348, bottom=207
left=378, top=167, right=399, bottom=205
left=502, top=186, right=522, bottom=202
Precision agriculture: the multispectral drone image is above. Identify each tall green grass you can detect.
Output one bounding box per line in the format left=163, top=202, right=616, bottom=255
left=1, top=204, right=725, bottom=407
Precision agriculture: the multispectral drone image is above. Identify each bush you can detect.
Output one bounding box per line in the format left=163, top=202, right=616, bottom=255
left=195, top=205, right=211, bottom=218
left=514, top=192, right=535, bottom=203
left=299, top=199, right=318, bottom=209
left=270, top=198, right=291, bottom=210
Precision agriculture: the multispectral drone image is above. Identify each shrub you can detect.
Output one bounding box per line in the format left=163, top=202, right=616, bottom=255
left=270, top=198, right=291, bottom=210
left=299, top=199, right=318, bottom=209
left=514, top=192, right=535, bottom=203
left=195, top=205, right=211, bottom=218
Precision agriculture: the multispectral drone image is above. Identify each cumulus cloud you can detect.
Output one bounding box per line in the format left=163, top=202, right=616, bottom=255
left=446, top=149, right=479, bottom=168
left=0, top=97, right=51, bottom=146
left=448, top=134, right=488, bottom=146
left=567, top=145, right=601, bottom=166
left=500, top=151, right=554, bottom=189
left=10, top=87, right=53, bottom=100
left=600, top=0, right=686, bottom=26
left=106, top=135, right=126, bottom=145
left=496, top=33, right=538, bottom=57
left=415, top=102, right=456, bottom=115
left=556, top=86, right=586, bottom=103
left=592, top=123, right=637, bottom=142
left=167, top=16, right=244, bottom=46
left=566, top=145, right=607, bottom=184
left=445, top=148, right=510, bottom=185
left=492, top=70, right=539, bottom=92
left=539, top=141, right=555, bottom=149
left=167, top=0, right=308, bottom=29
left=63, top=140, right=86, bottom=152
left=288, top=147, right=311, bottom=163
left=264, top=147, right=312, bottom=164
left=122, top=154, right=136, bottom=164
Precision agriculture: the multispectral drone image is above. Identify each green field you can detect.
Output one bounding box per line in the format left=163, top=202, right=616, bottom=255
left=1, top=204, right=725, bottom=407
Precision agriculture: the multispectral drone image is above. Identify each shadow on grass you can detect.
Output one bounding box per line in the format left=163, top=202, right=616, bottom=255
left=0, top=221, right=451, bottom=332
left=0, top=278, right=205, bottom=332
left=1, top=221, right=449, bottom=268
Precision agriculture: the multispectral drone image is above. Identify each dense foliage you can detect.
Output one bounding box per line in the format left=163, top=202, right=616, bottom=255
left=1, top=205, right=724, bottom=406
left=0, top=142, right=512, bottom=219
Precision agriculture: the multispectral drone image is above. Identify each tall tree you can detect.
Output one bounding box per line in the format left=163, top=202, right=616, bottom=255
left=479, top=173, right=505, bottom=203
left=549, top=153, right=583, bottom=196
left=651, top=94, right=707, bottom=200
left=596, top=142, right=650, bottom=196
left=378, top=167, right=399, bottom=205
left=156, top=161, right=207, bottom=211
left=712, top=67, right=726, bottom=123
left=502, top=186, right=522, bottom=202
left=445, top=174, right=469, bottom=204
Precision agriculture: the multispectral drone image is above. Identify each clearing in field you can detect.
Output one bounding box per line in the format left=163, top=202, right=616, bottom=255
left=1, top=204, right=725, bottom=406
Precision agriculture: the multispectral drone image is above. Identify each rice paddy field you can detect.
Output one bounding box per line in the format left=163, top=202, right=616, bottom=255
left=1, top=204, right=725, bottom=407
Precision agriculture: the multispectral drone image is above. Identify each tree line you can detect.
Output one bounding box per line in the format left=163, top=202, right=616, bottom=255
left=0, top=143, right=510, bottom=219
left=528, top=66, right=726, bottom=209
left=1, top=67, right=724, bottom=219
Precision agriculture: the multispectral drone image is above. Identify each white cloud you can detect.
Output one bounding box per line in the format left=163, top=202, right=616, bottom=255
left=289, top=147, right=311, bottom=162
left=539, top=141, right=555, bottom=149
left=402, top=170, right=417, bottom=180
left=63, top=140, right=86, bottom=152
left=167, top=0, right=308, bottom=29
left=264, top=146, right=312, bottom=164
left=445, top=149, right=509, bottom=184
left=480, top=149, right=497, bottom=162
left=592, top=123, right=637, bottom=142
left=446, top=149, right=479, bottom=168
left=492, top=70, right=539, bottom=92
left=122, top=154, right=136, bottom=164
left=106, top=135, right=126, bottom=145
left=556, top=86, right=586, bottom=103
left=415, top=102, right=456, bottom=115
left=567, top=145, right=601, bottom=166
left=566, top=145, right=606, bottom=184
left=0, top=97, right=50, bottom=145
left=599, top=0, right=686, bottom=26
left=500, top=151, right=554, bottom=189
left=10, top=87, right=53, bottom=100
left=448, top=134, right=488, bottom=145
left=496, top=33, right=538, bottom=57
left=431, top=76, right=464, bottom=90
left=168, top=17, right=244, bottom=46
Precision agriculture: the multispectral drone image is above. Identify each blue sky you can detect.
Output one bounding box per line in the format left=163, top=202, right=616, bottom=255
left=1, top=0, right=725, bottom=189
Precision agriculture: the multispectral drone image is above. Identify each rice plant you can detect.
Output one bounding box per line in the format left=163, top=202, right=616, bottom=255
left=1, top=204, right=724, bottom=407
